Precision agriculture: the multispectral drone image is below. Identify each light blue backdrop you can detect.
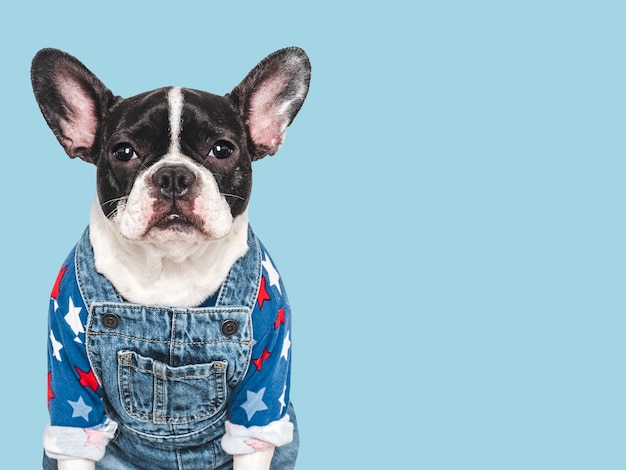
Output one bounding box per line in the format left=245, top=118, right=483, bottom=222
left=2, top=1, right=624, bottom=468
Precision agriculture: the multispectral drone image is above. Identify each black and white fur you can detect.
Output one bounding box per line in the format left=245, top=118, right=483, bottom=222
left=32, top=47, right=310, bottom=470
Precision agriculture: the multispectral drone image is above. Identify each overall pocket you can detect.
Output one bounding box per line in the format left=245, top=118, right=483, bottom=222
left=118, top=350, right=227, bottom=425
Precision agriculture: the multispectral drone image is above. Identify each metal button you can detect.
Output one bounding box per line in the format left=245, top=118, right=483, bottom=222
left=221, top=320, right=239, bottom=336
left=102, top=313, right=120, bottom=329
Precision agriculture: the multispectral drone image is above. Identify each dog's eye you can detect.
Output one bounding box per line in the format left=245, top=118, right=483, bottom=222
left=208, top=141, right=234, bottom=159
left=112, top=144, right=138, bottom=162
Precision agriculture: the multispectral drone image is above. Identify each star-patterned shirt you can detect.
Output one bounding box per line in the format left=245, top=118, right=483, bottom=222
left=45, top=241, right=293, bottom=460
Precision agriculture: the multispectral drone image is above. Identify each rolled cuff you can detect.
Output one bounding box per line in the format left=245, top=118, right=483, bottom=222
left=221, top=415, right=293, bottom=455
left=43, top=418, right=118, bottom=462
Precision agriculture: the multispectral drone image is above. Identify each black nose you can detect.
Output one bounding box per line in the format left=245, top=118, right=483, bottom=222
left=152, top=166, right=196, bottom=199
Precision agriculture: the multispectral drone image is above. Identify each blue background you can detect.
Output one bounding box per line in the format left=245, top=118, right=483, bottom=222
left=2, top=1, right=625, bottom=468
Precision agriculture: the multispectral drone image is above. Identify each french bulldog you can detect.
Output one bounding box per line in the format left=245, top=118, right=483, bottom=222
left=32, top=47, right=310, bottom=470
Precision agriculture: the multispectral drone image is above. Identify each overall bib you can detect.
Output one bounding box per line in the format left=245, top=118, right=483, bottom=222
left=44, top=227, right=298, bottom=469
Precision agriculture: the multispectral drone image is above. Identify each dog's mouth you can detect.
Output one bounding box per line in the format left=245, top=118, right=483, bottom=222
left=150, top=211, right=202, bottom=233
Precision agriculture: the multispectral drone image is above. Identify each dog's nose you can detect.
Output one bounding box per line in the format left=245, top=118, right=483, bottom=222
left=152, top=166, right=197, bottom=199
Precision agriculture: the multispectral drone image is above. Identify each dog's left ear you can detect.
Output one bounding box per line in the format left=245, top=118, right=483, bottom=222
left=228, top=47, right=311, bottom=160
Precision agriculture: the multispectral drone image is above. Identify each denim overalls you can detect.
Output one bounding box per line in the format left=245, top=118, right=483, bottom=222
left=43, top=226, right=298, bottom=470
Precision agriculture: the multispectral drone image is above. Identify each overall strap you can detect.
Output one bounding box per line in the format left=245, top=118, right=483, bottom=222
left=75, top=228, right=122, bottom=308
left=215, top=226, right=262, bottom=310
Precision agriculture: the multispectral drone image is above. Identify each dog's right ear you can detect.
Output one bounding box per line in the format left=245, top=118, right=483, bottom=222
left=31, top=49, right=118, bottom=164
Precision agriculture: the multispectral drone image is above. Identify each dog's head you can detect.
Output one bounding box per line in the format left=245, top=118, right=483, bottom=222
left=31, top=48, right=311, bottom=244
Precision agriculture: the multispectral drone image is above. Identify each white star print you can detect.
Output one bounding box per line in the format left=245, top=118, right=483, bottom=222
left=278, top=383, right=287, bottom=413
left=68, top=396, right=92, bottom=421
left=64, top=296, right=84, bottom=336
left=261, top=253, right=281, bottom=294
left=240, top=387, right=268, bottom=421
left=280, top=330, right=291, bottom=361
left=49, top=330, right=63, bottom=362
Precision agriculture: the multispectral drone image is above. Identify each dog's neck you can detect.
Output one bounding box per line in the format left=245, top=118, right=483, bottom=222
left=88, top=198, right=249, bottom=307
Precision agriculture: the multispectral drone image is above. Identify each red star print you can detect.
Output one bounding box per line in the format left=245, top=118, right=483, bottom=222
left=252, top=348, right=271, bottom=371
left=51, top=265, right=68, bottom=299
left=47, top=372, right=55, bottom=408
left=76, top=366, right=99, bottom=392
left=84, top=428, right=109, bottom=449
left=274, top=308, right=285, bottom=330
left=257, top=276, right=271, bottom=309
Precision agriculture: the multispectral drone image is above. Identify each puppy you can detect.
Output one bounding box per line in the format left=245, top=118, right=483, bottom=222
left=32, top=47, right=310, bottom=470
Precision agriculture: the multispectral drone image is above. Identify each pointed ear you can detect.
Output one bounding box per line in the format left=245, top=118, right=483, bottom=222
left=31, top=48, right=118, bottom=163
left=228, top=47, right=311, bottom=160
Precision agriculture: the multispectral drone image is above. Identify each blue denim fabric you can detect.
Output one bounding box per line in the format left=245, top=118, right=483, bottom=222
left=43, top=226, right=298, bottom=469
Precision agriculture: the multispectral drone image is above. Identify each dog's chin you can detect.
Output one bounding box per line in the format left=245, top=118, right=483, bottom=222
left=136, top=213, right=232, bottom=244
left=141, top=223, right=211, bottom=244
left=151, top=213, right=200, bottom=234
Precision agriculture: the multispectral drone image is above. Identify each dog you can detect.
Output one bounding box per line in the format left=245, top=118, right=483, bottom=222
left=32, top=47, right=310, bottom=470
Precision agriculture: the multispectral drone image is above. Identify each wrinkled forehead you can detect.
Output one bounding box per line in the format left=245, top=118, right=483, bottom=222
left=104, top=87, right=244, bottom=148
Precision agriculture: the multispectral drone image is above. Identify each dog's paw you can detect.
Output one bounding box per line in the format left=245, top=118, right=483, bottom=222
left=57, top=458, right=95, bottom=470
left=233, top=446, right=275, bottom=470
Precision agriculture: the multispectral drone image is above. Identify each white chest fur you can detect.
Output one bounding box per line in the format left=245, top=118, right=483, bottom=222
left=88, top=198, right=249, bottom=307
